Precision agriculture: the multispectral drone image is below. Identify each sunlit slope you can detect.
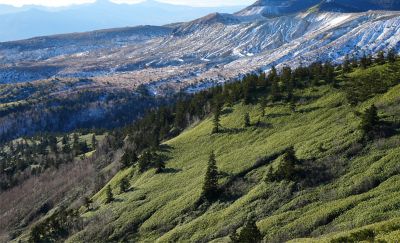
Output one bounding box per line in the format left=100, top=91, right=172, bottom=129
left=69, top=79, right=400, bottom=242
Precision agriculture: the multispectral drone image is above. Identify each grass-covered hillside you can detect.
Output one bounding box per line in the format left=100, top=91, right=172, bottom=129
left=48, top=60, right=400, bottom=242
left=2, top=53, right=399, bottom=243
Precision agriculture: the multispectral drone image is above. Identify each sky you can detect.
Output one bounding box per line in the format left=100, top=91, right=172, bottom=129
left=0, top=0, right=254, bottom=7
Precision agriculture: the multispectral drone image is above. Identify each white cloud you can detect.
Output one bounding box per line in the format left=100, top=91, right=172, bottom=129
left=0, top=0, right=253, bottom=7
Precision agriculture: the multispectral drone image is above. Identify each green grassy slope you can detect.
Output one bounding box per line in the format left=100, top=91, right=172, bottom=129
left=68, top=69, right=400, bottom=242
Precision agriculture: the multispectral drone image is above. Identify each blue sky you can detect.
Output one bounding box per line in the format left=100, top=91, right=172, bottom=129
left=0, top=0, right=254, bottom=7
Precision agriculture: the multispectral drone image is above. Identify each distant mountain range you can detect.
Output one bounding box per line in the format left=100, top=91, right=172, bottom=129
left=0, top=0, right=245, bottom=42
left=0, top=0, right=399, bottom=92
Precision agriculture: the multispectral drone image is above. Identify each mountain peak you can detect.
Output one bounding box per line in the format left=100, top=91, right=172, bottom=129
left=318, top=0, right=400, bottom=12
left=236, top=0, right=320, bottom=17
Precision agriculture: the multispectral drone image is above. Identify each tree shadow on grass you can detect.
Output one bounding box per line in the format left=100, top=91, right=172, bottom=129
left=221, top=107, right=234, bottom=115
left=161, top=168, right=182, bottom=174
left=158, top=144, right=174, bottom=152
left=298, top=106, right=322, bottom=113
left=219, top=127, right=246, bottom=134
left=266, top=112, right=291, bottom=119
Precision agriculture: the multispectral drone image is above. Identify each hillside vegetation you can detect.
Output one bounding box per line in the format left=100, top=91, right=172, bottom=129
left=3, top=52, right=400, bottom=243
left=53, top=58, right=400, bottom=242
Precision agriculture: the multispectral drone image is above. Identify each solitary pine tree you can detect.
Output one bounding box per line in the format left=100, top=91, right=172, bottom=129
left=235, top=219, right=262, bottom=243
left=244, top=113, right=251, bottom=127
left=360, top=104, right=380, bottom=140
left=212, top=103, right=222, bottom=134
left=105, top=185, right=114, bottom=203
left=202, top=151, right=219, bottom=202
left=154, top=157, right=165, bottom=173
left=275, top=146, right=298, bottom=181
left=119, top=177, right=130, bottom=193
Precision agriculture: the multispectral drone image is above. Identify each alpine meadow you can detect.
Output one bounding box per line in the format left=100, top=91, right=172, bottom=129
left=1, top=1, right=400, bottom=243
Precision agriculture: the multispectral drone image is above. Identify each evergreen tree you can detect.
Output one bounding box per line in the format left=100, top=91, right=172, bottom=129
left=62, top=143, right=71, bottom=154
left=274, top=146, right=298, bottom=181
left=174, top=100, right=187, bottom=130
left=376, top=51, right=386, bottom=65
left=120, top=149, right=138, bottom=168
left=259, top=96, right=267, bottom=117
left=201, top=151, right=219, bottom=202
left=235, top=219, right=262, bottom=243
left=105, top=185, right=114, bottom=203
left=360, top=53, right=369, bottom=69
left=270, top=77, right=281, bottom=102
left=212, top=102, right=222, bottom=134
left=91, top=134, right=97, bottom=149
left=119, top=177, right=130, bottom=193
left=84, top=197, right=92, bottom=210
left=138, top=150, right=152, bottom=172
left=281, top=66, right=292, bottom=92
left=360, top=104, right=380, bottom=140
left=388, top=48, right=397, bottom=63
left=244, top=113, right=251, bottom=127
left=324, top=61, right=335, bottom=84
left=154, top=157, right=165, bottom=173
left=343, top=55, right=351, bottom=73
left=351, top=56, right=358, bottom=69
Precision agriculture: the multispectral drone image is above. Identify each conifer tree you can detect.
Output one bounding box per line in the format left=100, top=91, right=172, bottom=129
left=388, top=48, right=397, bottom=63
left=235, top=219, right=262, bottom=243
left=376, top=51, right=386, bottom=65
left=84, top=197, right=92, bottom=210
left=270, top=77, right=281, bottom=102
left=360, top=104, right=380, bottom=140
left=259, top=96, right=267, bottom=117
left=274, top=146, right=298, bottom=181
left=212, top=102, right=222, bottom=134
left=351, top=56, right=358, bottom=68
left=105, top=185, right=114, bottom=203
left=202, top=151, right=219, bottom=202
left=154, top=157, right=166, bottom=173
left=244, top=113, right=251, bottom=127
left=120, top=149, right=138, bottom=168
left=91, top=134, right=97, bottom=149
left=360, top=53, right=369, bottom=69
left=119, top=177, right=130, bottom=193
left=62, top=134, right=69, bottom=145
left=343, top=54, right=351, bottom=73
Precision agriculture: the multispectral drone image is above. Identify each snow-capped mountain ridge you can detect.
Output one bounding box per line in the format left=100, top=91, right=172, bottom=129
left=0, top=1, right=399, bottom=94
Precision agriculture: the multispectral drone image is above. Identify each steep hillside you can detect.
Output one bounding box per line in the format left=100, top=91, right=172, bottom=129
left=20, top=60, right=398, bottom=242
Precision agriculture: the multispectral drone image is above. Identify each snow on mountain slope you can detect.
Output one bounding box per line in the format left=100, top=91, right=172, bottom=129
left=236, top=0, right=320, bottom=17
left=0, top=5, right=399, bottom=94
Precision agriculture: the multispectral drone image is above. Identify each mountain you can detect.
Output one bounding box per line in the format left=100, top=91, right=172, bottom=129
left=236, top=0, right=321, bottom=17
left=318, top=0, right=400, bottom=12
left=1, top=59, right=400, bottom=242
left=0, top=0, right=245, bottom=42
left=0, top=1, right=399, bottom=91
left=2, top=1, right=400, bottom=242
